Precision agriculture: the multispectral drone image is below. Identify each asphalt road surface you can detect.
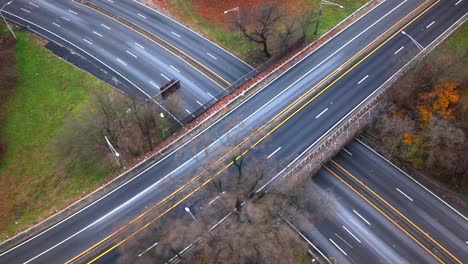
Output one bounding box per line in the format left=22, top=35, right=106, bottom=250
left=0, top=0, right=252, bottom=120
left=0, top=0, right=466, bottom=263
left=311, top=141, right=468, bottom=263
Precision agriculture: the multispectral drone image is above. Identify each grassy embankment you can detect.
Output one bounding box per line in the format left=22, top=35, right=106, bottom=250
left=166, top=0, right=369, bottom=63
left=0, top=27, right=119, bottom=239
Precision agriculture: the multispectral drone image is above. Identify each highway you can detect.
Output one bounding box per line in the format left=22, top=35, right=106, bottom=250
left=0, top=0, right=252, bottom=120
left=0, top=0, right=467, bottom=263
left=325, top=140, right=468, bottom=262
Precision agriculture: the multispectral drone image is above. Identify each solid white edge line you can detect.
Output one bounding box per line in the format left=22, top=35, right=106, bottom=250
left=356, top=139, right=468, bottom=222
left=0, top=0, right=391, bottom=256
left=280, top=213, right=332, bottom=263
left=396, top=188, right=414, bottom=202
left=329, top=238, right=348, bottom=256
left=343, top=226, right=361, bottom=243
left=343, top=148, right=353, bottom=156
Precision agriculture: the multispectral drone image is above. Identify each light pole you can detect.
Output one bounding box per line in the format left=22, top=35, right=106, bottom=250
left=184, top=206, right=196, bottom=220
left=104, top=136, right=121, bottom=167
left=401, top=31, right=424, bottom=51
left=1, top=1, right=16, bottom=39
left=224, top=7, right=240, bottom=38
left=314, top=0, right=344, bottom=35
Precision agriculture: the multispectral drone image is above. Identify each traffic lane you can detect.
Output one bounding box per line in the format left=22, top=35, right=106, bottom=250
left=310, top=169, right=438, bottom=263
left=49, top=0, right=224, bottom=105
left=4, top=0, right=220, bottom=114
left=406, top=0, right=468, bottom=49
left=88, top=0, right=252, bottom=83
left=0, top=1, right=446, bottom=262
left=333, top=141, right=468, bottom=261
left=255, top=34, right=421, bottom=167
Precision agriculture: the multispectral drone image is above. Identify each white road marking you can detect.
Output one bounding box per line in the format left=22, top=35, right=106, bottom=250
left=206, top=92, right=216, bottom=100
left=160, top=73, right=170, bottom=81
left=185, top=109, right=193, bottom=115
left=68, top=9, right=77, bottom=15
left=28, top=2, right=39, bottom=8
left=116, top=58, right=127, bottom=66
left=357, top=75, right=369, bottom=84
left=207, top=52, right=217, bottom=60
left=137, top=13, right=147, bottom=19
left=329, top=238, right=347, bottom=256
left=266, top=147, right=282, bottom=159
left=394, top=46, right=404, bottom=55
left=170, top=65, right=180, bottom=73
left=149, top=80, right=158, bottom=88
left=83, top=38, right=93, bottom=45
left=126, top=50, right=138, bottom=58
left=52, top=22, right=61, bottom=28
left=61, top=16, right=70, bottom=21
left=20, top=8, right=31, bottom=13
left=356, top=138, right=468, bottom=222
left=455, top=0, right=462, bottom=5
left=315, top=108, right=328, bottom=119
left=134, top=42, right=144, bottom=49
left=0, top=2, right=409, bottom=259
left=343, top=148, right=352, bottom=156
left=396, top=188, right=413, bottom=202
left=196, top=100, right=204, bottom=107
left=335, top=233, right=353, bottom=248
left=208, top=195, right=221, bottom=205
left=171, top=31, right=181, bottom=38
left=107, top=0, right=114, bottom=3
left=426, top=21, right=435, bottom=29
left=92, top=31, right=103, bottom=38
left=138, top=241, right=158, bottom=257
left=101, top=24, right=111, bottom=30
left=343, top=226, right=361, bottom=243
left=353, top=210, right=371, bottom=225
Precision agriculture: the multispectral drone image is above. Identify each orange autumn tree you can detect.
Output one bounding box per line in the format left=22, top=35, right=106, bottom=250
left=417, top=81, right=460, bottom=123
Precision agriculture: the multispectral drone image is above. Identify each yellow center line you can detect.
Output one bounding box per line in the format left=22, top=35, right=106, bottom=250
left=67, top=1, right=439, bottom=262
left=329, top=160, right=462, bottom=264
left=76, top=1, right=231, bottom=90
left=324, top=166, right=445, bottom=264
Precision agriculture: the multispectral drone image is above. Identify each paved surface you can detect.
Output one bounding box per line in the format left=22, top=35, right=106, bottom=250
left=0, top=0, right=466, bottom=263
left=309, top=139, right=468, bottom=263
left=0, top=0, right=252, bottom=120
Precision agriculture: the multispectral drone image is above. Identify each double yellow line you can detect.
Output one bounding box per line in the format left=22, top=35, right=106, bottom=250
left=67, top=0, right=441, bottom=262
left=326, top=159, right=462, bottom=264
left=77, top=1, right=231, bottom=90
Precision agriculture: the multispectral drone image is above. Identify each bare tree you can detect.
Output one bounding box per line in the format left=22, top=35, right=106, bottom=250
left=238, top=4, right=285, bottom=58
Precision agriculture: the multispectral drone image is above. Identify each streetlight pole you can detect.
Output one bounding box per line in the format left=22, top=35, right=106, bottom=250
left=104, top=136, right=121, bottom=167
left=314, top=0, right=344, bottom=35
left=224, top=7, right=240, bottom=38
left=184, top=206, right=196, bottom=220
left=1, top=1, right=16, bottom=39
